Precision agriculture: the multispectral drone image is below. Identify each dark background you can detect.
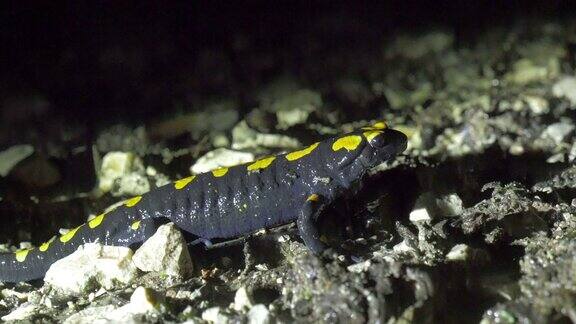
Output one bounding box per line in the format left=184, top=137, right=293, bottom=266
left=0, top=1, right=574, bottom=126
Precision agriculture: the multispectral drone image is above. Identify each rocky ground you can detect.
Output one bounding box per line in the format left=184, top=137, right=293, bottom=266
left=1, top=4, right=576, bottom=323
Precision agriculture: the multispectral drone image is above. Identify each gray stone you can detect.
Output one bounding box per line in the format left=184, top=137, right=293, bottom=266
left=267, top=89, right=322, bottom=129
left=232, top=287, right=253, bottom=311
left=133, top=223, right=193, bottom=279
left=248, top=304, right=270, bottom=324
left=0, top=145, right=34, bottom=177
left=191, top=148, right=255, bottom=174
left=202, top=307, right=232, bottom=324
left=63, top=287, right=163, bottom=324
left=505, top=59, right=551, bottom=85
left=541, top=121, right=575, bottom=145
left=45, top=243, right=138, bottom=295
left=231, top=120, right=301, bottom=150
left=1, top=303, right=41, bottom=322
left=98, top=151, right=149, bottom=196
left=409, top=192, right=463, bottom=223
left=552, top=76, right=576, bottom=106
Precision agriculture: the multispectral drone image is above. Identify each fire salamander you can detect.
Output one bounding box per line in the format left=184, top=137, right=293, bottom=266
left=0, top=121, right=407, bottom=282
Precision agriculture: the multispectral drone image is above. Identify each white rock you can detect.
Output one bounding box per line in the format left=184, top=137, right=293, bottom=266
left=232, top=287, right=253, bottom=311
left=409, top=208, right=431, bottom=222
left=410, top=192, right=463, bottom=222
left=0, top=144, right=34, bottom=177
left=202, top=307, right=231, bottom=324
left=541, top=122, right=575, bottom=145
left=231, top=121, right=301, bottom=150
left=248, top=304, right=271, bottom=324
left=569, top=142, right=576, bottom=162
left=268, top=89, right=321, bottom=129
left=392, top=240, right=414, bottom=253
left=409, top=192, right=436, bottom=223
left=436, top=194, right=464, bottom=217
left=523, top=95, right=549, bottom=115
left=505, top=59, right=549, bottom=85
left=180, top=320, right=202, bottom=324
left=509, top=143, right=525, bottom=156
left=126, top=286, right=163, bottom=312
left=191, top=148, right=254, bottom=174
left=276, top=109, right=312, bottom=130
left=212, top=133, right=231, bottom=148
left=45, top=243, right=138, bottom=295
left=446, top=244, right=470, bottom=261
left=347, top=260, right=372, bottom=273
left=63, top=305, right=118, bottom=324
left=114, top=172, right=150, bottom=196
left=98, top=151, right=146, bottom=194
left=552, top=76, right=576, bottom=106
left=64, top=288, right=163, bottom=324
left=1, top=303, right=40, bottom=322
left=133, top=223, right=193, bottom=278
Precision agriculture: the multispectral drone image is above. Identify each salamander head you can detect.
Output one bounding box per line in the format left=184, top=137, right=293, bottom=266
left=357, top=121, right=408, bottom=169
left=327, top=121, right=407, bottom=173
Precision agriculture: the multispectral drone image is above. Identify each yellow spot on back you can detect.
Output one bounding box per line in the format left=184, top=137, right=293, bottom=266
left=60, top=225, right=83, bottom=243
left=332, top=135, right=362, bottom=152
left=131, top=220, right=141, bottom=230
left=175, top=176, right=196, bottom=189
left=363, top=130, right=383, bottom=142
left=212, top=167, right=229, bottom=177
left=88, top=212, right=106, bottom=229
left=15, top=249, right=32, bottom=262
left=125, top=196, right=142, bottom=207
left=307, top=194, right=319, bottom=202
left=247, top=157, right=276, bottom=171
left=39, top=237, right=56, bottom=252
left=286, top=142, right=320, bottom=161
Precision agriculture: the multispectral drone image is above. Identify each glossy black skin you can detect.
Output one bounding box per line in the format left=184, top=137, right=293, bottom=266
left=0, top=127, right=407, bottom=282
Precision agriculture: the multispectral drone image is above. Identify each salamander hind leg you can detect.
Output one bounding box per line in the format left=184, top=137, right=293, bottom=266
left=297, top=194, right=327, bottom=254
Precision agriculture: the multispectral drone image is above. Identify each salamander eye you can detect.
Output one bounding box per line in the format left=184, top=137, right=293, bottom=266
left=370, top=132, right=390, bottom=148
left=364, top=130, right=389, bottom=148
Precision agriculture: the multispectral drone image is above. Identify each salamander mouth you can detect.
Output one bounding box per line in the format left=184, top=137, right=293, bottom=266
left=384, top=129, right=408, bottom=155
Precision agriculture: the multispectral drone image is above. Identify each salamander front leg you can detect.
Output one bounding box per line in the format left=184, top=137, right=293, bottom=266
left=297, top=194, right=326, bottom=254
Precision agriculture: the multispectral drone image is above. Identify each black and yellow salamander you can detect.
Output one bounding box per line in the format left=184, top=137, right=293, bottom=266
left=0, top=121, right=407, bottom=282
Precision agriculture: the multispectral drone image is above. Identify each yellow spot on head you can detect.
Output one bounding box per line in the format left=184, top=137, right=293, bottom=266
left=363, top=130, right=384, bottom=142
left=174, top=175, right=196, bottom=189
left=212, top=167, right=229, bottom=177
left=362, top=121, right=388, bottom=131
left=125, top=196, right=142, bottom=207
left=307, top=194, right=319, bottom=202
left=131, top=220, right=141, bottom=230
left=247, top=157, right=276, bottom=171
left=372, top=121, right=387, bottom=129
left=60, top=225, right=83, bottom=243
left=286, top=142, right=320, bottom=161
left=88, top=212, right=106, bottom=229
left=39, top=236, right=56, bottom=252
left=15, top=248, right=32, bottom=262
left=332, top=135, right=363, bottom=152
